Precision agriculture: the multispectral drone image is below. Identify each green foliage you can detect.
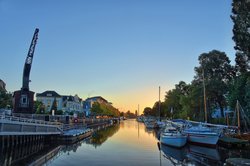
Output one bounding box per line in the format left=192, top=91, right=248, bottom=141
left=179, top=84, right=203, bottom=120
left=50, top=98, right=58, bottom=115
left=91, top=102, right=120, bottom=117
left=0, top=89, right=12, bottom=109
left=120, top=112, right=124, bottom=117
left=164, top=81, right=189, bottom=119
left=143, top=107, right=153, bottom=116
left=56, top=110, right=63, bottom=115
left=124, top=110, right=136, bottom=118
left=145, top=50, right=236, bottom=122
left=34, top=100, right=45, bottom=114
left=228, top=72, right=250, bottom=117
left=231, top=0, right=250, bottom=73
left=194, top=50, right=234, bottom=118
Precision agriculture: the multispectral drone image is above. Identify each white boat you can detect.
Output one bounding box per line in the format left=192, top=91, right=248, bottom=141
left=156, top=120, right=165, bottom=128
left=136, top=116, right=143, bottom=122
left=160, top=125, right=187, bottom=148
left=144, top=120, right=156, bottom=129
left=183, top=123, right=220, bottom=146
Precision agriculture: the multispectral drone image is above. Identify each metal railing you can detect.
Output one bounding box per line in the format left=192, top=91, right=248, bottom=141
left=0, top=113, right=62, bottom=126
left=61, top=124, right=87, bottom=131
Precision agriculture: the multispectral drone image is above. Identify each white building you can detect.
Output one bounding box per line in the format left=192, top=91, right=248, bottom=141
left=62, top=95, right=83, bottom=113
left=36, top=91, right=63, bottom=112
left=36, top=91, right=83, bottom=114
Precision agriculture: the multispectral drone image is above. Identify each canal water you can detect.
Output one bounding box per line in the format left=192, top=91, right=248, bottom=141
left=1, top=119, right=250, bottom=166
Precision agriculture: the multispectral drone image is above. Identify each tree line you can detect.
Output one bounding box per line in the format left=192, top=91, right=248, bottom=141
left=143, top=0, right=250, bottom=123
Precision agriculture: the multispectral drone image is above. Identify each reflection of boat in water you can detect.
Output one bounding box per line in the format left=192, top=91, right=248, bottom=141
left=160, top=143, right=187, bottom=166
left=187, top=144, right=222, bottom=166
left=161, top=143, right=187, bottom=162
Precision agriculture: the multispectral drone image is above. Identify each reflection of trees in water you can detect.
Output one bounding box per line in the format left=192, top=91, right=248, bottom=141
left=218, top=146, right=250, bottom=162
left=62, top=141, right=83, bottom=154
left=144, top=128, right=161, bottom=141
left=87, top=124, right=120, bottom=148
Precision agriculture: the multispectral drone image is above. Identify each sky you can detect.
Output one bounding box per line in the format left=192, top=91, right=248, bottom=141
left=0, top=0, right=235, bottom=113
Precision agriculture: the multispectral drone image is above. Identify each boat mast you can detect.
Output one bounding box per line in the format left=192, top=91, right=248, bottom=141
left=202, top=69, right=208, bottom=123
left=138, top=104, right=139, bottom=117
left=159, top=86, right=161, bottom=121
left=237, top=100, right=241, bottom=132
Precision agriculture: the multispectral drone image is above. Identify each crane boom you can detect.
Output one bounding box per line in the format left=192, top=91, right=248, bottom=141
left=22, top=28, right=39, bottom=91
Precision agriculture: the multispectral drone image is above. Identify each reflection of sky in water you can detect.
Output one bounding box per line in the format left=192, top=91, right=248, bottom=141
left=51, top=119, right=171, bottom=166
left=47, top=120, right=250, bottom=166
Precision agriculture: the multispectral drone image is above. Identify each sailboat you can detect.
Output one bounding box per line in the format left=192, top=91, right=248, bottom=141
left=160, top=123, right=187, bottom=148
left=156, top=86, right=166, bottom=128
left=183, top=69, right=220, bottom=146
left=231, top=100, right=250, bottom=140
left=182, top=122, right=220, bottom=146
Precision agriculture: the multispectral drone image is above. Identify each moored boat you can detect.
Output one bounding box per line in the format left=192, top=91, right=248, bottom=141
left=160, top=124, right=187, bottom=148
left=183, top=123, right=220, bottom=146
left=155, top=120, right=166, bottom=128
left=145, top=120, right=156, bottom=129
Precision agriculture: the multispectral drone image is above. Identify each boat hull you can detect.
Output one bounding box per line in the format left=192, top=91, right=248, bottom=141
left=160, top=135, right=187, bottom=148
left=186, top=133, right=219, bottom=146
left=145, top=122, right=156, bottom=129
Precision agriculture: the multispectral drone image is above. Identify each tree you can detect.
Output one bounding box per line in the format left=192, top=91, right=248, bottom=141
left=125, top=110, right=136, bottom=118
left=91, top=102, right=120, bottom=117
left=164, top=81, right=190, bottom=119
left=0, top=89, right=12, bottom=109
left=231, top=0, right=250, bottom=73
left=34, top=100, right=45, bottom=114
left=143, top=107, right=153, bottom=116
left=135, top=110, right=138, bottom=116
left=179, top=83, right=204, bottom=121
left=50, top=98, right=57, bottom=115
left=194, top=50, right=234, bottom=118
left=228, top=72, right=250, bottom=116
left=120, top=112, right=124, bottom=117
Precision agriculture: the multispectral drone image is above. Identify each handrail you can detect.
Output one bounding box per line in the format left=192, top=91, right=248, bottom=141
left=186, top=120, right=238, bottom=129
left=0, top=113, right=62, bottom=126
left=61, top=124, right=87, bottom=131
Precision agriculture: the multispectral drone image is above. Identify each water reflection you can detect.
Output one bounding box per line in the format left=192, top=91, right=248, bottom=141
left=1, top=120, right=250, bottom=166
left=187, top=144, right=222, bottom=166
left=86, top=124, right=120, bottom=147
left=160, top=143, right=187, bottom=165
left=0, top=139, right=59, bottom=166
left=160, top=143, right=222, bottom=166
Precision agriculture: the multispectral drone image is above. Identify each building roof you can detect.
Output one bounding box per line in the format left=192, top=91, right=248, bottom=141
left=85, top=96, right=108, bottom=103
left=36, top=90, right=61, bottom=97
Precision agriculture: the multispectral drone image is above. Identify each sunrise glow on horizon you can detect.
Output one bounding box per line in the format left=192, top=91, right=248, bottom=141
left=0, top=0, right=235, bottom=113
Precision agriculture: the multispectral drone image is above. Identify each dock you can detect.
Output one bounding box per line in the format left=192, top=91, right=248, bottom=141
left=59, top=128, right=93, bottom=144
